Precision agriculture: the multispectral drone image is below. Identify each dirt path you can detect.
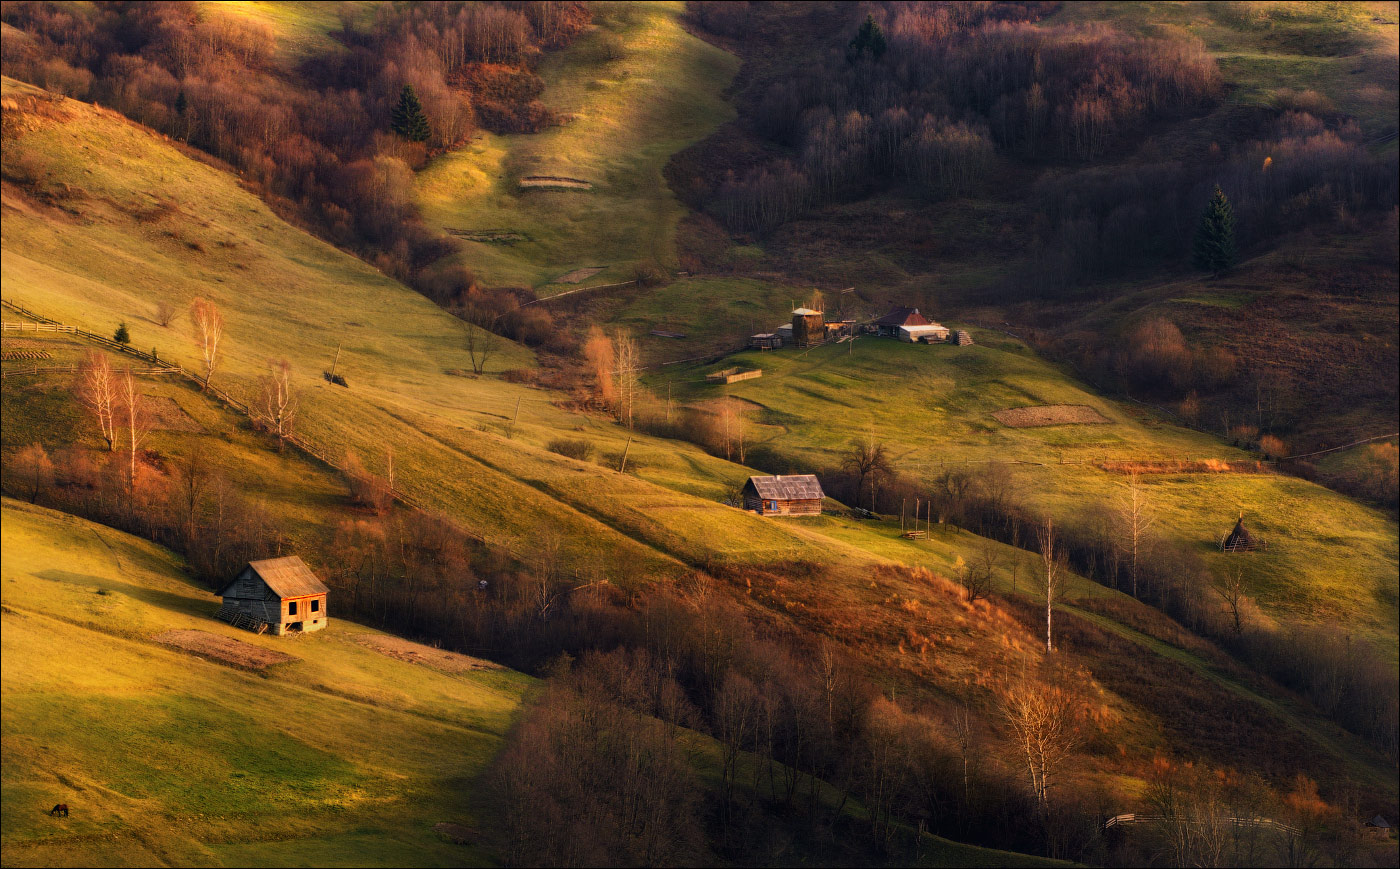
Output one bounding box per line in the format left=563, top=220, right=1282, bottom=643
left=356, top=634, right=502, bottom=673
left=153, top=630, right=297, bottom=670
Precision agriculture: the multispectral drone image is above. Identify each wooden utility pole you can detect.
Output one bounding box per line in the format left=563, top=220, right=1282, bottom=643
left=329, top=343, right=342, bottom=381
left=666, top=379, right=673, bottom=424
left=619, top=436, right=632, bottom=473
left=509, top=397, right=521, bottom=438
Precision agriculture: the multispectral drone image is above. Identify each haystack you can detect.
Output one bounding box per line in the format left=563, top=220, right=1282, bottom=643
left=1220, top=515, right=1263, bottom=552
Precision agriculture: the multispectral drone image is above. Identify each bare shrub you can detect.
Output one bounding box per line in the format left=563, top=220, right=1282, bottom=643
left=10, top=442, right=54, bottom=502
left=547, top=438, right=594, bottom=461
left=343, top=451, right=393, bottom=515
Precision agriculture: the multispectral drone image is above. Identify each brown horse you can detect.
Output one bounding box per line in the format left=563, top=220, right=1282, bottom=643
left=50, top=804, right=68, bottom=817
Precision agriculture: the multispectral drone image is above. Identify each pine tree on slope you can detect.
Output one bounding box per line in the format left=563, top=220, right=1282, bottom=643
left=391, top=85, right=431, bottom=143
left=1192, top=185, right=1237, bottom=274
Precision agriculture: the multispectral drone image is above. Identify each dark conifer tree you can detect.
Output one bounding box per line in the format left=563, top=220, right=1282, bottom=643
left=113, top=322, right=131, bottom=344
left=847, top=14, right=887, bottom=62
left=391, top=85, right=431, bottom=142
left=1192, top=185, right=1236, bottom=274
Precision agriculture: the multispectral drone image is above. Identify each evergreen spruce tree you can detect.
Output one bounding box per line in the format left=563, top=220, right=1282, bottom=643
left=847, top=14, right=887, bottom=61
left=174, top=90, right=187, bottom=116
left=390, top=85, right=431, bottom=143
left=1192, top=185, right=1237, bottom=274
left=114, top=322, right=131, bottom=345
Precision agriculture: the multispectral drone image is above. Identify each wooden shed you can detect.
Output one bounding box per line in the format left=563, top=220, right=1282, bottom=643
left=215, top=556, right=329, bottom=635
left=749, top=333, right=782, bottom=350
left=743, top=474, right=824, bottom=516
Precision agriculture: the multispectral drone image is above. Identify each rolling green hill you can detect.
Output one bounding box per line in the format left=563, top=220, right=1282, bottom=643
left=0, top=497, right=531, bottom=867
left=415, top=1, right=739, bottom=291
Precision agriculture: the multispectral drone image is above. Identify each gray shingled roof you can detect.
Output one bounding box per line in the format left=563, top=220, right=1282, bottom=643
left=747, top=474, right=824, bottom=500
left=247, top=556, right=328, bottom=598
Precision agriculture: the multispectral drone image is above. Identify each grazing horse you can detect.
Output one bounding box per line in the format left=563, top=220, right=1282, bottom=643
left=50, top=804, right=68, bottom=817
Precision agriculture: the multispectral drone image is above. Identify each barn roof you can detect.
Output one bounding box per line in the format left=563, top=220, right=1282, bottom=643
left=747, top=474, right=824, bottom=500
left=792, top=307, right=822, bottom=316
left=230, top=556, right=328, bottom=598
left=874, top=306, right=929, bottom=328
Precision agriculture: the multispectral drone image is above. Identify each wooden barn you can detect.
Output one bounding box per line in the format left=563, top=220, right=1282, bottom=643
left=743, top=474, right=824, bottom=516
left=215, top=556, right=328, bottom=635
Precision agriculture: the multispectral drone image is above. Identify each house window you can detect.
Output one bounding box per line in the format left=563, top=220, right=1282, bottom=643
left=311, top=599, right=320, bottom=613
left=768, top=501, right=778, bottom=510
left=288, top=600, right=298, bottom=616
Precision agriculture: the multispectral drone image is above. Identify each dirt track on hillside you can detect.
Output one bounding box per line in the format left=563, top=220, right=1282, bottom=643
left=992, top=404, right=1110, bottom=427
left=356, top=634, right=502, bottom=673
left=154, top=630, right=297, bottom=670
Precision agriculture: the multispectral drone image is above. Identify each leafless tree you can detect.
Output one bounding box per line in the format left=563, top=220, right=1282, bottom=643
left=1000, top=679, right=1078, bottom=807
left=170, top=450, right=211, bottom=545
left=189, top=296, right=224, bottom=391
left=1214, top=567, right=1249, bottom=635
left=955, top=544, right=996, bottom=604
left=613, top=331, right=640, bottom=429
left=1115, top=472, right=1155, bottom=598
left=118, top=368, right=151, bottom=490
left=254, top=358, right=297, bottom=451
left=845, top=428, right=893, bottom=511
left=1034, top=517, right=1067, bottom=653
left=11, top=443, right=54, bottom=503
left=155, top=298, right=179, bottom=327
left=75, top=350, right=118, bottom=451
left=463, top=304, right=499, bottom=375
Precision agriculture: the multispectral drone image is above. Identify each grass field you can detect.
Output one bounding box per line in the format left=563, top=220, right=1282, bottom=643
left=414, top=1, right=740, bottom=290
left=0, top=497, right=532, bottom=867
left=661, top=334, right=1399, bottom=652
left=1050, top=1, right=1400, bottom=140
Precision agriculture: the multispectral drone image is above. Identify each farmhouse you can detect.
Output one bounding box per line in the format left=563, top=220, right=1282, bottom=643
left=871, top=306, right=929, bottom=337
left=743, top=474, right=824, bottom=516
left=215, top=556, right=328, bottom=635
left=898, top=323, right=951, bottom=343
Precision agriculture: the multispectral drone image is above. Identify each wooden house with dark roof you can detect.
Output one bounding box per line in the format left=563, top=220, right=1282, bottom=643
left=743, top=474, right=824, bottom=516
left=872, top=306, right=929, bottom=337
left=215, top=556, right=328, bottom=635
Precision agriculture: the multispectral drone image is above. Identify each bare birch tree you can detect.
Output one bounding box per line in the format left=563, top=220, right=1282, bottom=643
left=118, top=368, right=151, bottom=489
left=1213, top=567, right=1249, bottom=635
left=189, top=296, right=224, bottom=391
left=75, top=350, right=118, bottom=451
left=254, top=358, right=297, bottom=451
left=1034, top=517, right=1067, bottom=653
left=613, top=331, right=639, bottom=429
left=1115, top=472, right=1155, bottom=598
left=1000, top=680, right=1078, bottom=807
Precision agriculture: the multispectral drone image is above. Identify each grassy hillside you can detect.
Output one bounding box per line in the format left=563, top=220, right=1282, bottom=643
left=415, top=1, right=740, bottom=290
left=662, top=335, right=1399, bottom=652
left=0, top=497, right=531, bottom=867
left=0, top=76, right=828, bottom=580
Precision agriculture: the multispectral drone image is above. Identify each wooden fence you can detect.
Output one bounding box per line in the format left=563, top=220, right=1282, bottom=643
left=2, top=364, right=180, bottom=380
left=2, top=321, right=78, bottom=333
left=1102, top=813, right=1299, bottom=836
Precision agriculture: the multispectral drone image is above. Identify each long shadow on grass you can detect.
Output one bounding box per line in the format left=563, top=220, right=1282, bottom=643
left=34, top=569, right=213, bottom=619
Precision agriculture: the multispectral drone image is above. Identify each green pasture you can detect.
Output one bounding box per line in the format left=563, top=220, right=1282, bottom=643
left=0, top=498, right=530, bottom=868
left=414, top=1, right=740, bottom=290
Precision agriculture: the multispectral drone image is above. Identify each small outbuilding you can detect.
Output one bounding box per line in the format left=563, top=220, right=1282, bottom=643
left=749, top=333, right=782, bottom=350
left=215, top=556, right=329, bottom=635
left=792, top=307, right=825, bottom=347
left=743, top=474, right=824, bottom=517
left=899, top=323, right=950, bottom=343
left=1220, top=516, right=1265, bottom=552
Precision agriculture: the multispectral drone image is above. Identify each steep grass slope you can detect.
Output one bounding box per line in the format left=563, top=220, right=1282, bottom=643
left=0, top=76, right=830, bottom=579
left=0, top=498, right=531, bottom=868
left=415, top=1, right=739, bottom=290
